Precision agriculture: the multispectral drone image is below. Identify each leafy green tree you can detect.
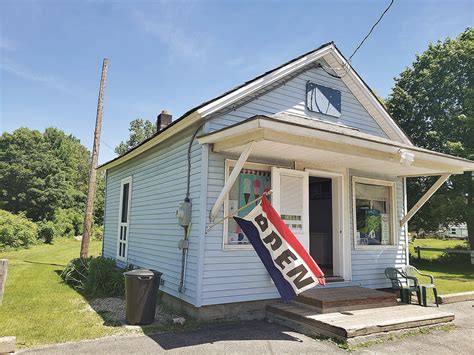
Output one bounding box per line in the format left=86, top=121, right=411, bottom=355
left=115, top=118, right=156, bottom=156
left=386, top=28, right=474, bottom=247
left=0, top=127, right=105, bottom=226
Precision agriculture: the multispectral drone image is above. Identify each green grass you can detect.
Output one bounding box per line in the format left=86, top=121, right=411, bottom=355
left=409, top=238, right=468, bottom=260
left=0, top=239, right=126, bottom=348
left=408, top=238, right=473, bottom=297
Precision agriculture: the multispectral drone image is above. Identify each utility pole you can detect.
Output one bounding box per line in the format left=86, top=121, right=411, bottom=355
left=80, top=58, right=108, bottom=258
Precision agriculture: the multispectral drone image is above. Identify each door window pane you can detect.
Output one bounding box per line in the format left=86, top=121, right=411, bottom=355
left=121, top=183, right=129, bottom=223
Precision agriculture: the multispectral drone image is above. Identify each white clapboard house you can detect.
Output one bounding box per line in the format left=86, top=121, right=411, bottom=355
left=98, top=42, right=474, bottom=319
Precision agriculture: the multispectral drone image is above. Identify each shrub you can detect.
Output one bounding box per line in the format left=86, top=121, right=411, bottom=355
left=0, top=210, right=38, bottom=249
left=61, top=256, right=127, bottom=297
left=92, top=224, right=103, bottom=241
left=61, top=257, right=92, bottom=289
left=38, top=220, right=59, bottom=244
left=87, top=257, right=125, bottom=297
left=54, top=208, right=83, bottom=237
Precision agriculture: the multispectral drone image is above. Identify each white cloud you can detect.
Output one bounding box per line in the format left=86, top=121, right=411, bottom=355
left=0, top=37, right=17, bottom=51
left=1, top=59, right=75, bottom=96
left=131, top=6, right=207, bottom=61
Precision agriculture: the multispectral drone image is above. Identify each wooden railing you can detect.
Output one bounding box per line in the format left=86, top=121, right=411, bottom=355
left=414, top=246, right=474, bottom=264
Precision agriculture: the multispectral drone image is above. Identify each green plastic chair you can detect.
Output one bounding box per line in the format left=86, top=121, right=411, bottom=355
left=384, top=267, right=422, bottom=305
left=403, top=265, right=439, bottom=307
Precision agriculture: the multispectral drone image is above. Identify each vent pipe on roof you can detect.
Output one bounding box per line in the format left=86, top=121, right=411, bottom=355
left=157, top=110, right=172, bottom=131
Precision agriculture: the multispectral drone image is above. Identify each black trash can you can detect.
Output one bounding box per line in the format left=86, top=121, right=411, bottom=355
left=123, top=269, right=162, bottom=325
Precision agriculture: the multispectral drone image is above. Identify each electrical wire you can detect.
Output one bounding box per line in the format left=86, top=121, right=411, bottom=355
left=100, top=139, right=116, bottom=152
left=349, top=0, right=395, bottom=61
left=317, top=63, right=343, bottom=79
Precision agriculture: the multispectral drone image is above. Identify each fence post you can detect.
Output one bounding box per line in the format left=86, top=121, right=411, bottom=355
left=0, top=259, right=7, bottom=305
left=415, top=247, right=421, bottom=260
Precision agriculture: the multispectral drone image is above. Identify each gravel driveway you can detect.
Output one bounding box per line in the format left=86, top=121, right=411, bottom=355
left=21, top=301, right=474, bottom=354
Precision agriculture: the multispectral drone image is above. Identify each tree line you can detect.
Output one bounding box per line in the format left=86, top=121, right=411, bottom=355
left=0, top=127, right=104, bottom=247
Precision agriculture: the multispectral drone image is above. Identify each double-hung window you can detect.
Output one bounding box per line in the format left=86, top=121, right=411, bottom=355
left=117, top=176, right=132, bottom=260
left=353, top=177, right=396, bottom=247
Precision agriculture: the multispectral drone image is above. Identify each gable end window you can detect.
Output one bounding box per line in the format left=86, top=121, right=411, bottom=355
left=306, top=81, right=342, bottom=118
left=117, top=176, right=132, bottom=261
left=352, top=177, right=397, bottom=247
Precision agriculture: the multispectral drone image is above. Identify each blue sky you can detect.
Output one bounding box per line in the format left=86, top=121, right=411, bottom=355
left=1, top=0, right=472, bottom=163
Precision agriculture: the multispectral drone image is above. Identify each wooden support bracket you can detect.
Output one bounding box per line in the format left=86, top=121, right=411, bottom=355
left=400, top=173, right=451, bottom=227
left=209, top=141, right=255, bottom=222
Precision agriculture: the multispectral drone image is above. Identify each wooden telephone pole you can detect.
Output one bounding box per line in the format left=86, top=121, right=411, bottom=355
left=80, top=58, right=109, bottom=258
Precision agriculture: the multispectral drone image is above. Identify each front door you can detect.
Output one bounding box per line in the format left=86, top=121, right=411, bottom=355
left=271, top=167, right=310, bottom=251
left=309, top=176, right=334, bottom=276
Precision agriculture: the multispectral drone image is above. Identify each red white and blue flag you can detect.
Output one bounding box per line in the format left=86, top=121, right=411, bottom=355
left=234, top=195, right=325, bottom=301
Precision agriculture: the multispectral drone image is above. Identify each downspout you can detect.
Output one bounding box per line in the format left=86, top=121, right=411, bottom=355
left=178, top=117, right=213, bottom=293
left=403, top=177, right=409, bottom=266
left=101, top=170, right=108, bottom=257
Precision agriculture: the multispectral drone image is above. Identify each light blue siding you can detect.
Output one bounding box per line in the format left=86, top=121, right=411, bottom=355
left=349, top=170, right=408, bottom=289
left=208, top=62, right=387, bottom=138
left=201, top=151, right=286, bottom=306
left=201, top=153, right=408, bottom=305
left=200, top=64, right=405, bottom=305
left=102, top=61, right=405, bottom=308
left=102, top=129, right=202, bottom=305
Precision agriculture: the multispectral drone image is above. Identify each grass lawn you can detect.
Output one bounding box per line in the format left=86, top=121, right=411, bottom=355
left=409, top=238, right=473, bottom=297
left=0, top=239, right=126, bottom=348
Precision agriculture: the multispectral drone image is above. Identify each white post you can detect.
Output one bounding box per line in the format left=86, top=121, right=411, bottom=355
left=209, top=141, right=255, bottom=222
left=0, top=259, right=7, bottom=305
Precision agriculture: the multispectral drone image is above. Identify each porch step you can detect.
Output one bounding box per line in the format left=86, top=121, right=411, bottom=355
left=324, top=276, right=345, bottom=283
left=266, top=302, right=454, bottom=343
left=295, top=286, right=397, bottom=313
left=314, top=280, right=361, bottom=289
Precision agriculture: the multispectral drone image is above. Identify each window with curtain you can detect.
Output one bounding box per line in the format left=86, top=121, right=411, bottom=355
left=225, top=163, right=271, bottom=246
left=354, top=180, right=394, bottom=246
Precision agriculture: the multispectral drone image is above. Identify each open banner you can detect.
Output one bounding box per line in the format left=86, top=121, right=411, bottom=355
left=234, top=195, right=325, bottom=301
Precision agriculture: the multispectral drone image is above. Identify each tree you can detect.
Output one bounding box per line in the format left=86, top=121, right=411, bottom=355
left=386, top=28, right=474, bottom=247
left=0, top=127, right=105, bottom=225
left=115, top=119, right=156, bottom=156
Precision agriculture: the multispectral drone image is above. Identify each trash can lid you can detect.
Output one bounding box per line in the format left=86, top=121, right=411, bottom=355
left=123, top=269, right=154, bottom=277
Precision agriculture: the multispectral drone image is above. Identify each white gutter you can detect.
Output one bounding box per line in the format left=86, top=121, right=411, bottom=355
left=97, top=111, right=201, bottom=172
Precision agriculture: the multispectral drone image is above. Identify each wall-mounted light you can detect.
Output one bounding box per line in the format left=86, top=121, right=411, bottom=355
left=399, top=149, right=415, bottom=166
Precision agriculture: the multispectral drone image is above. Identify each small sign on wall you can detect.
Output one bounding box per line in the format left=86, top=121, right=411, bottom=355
left=380, top=213, right=390, bottom=245
left=306, top=81, right=341, bottom=118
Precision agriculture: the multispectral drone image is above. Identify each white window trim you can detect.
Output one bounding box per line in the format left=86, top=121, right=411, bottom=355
left=352, top=176, right=398, bottom=251
left=223, top=159, right=272, bottom=251
left=117, top=176, right=132, bottom=261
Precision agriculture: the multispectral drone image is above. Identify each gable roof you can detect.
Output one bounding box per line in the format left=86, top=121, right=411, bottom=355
left=98, top=42, right=411, bottom=171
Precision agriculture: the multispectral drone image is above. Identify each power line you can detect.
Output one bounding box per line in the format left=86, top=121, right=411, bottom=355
left=100, top=139, right=116, bottom=153
left=349, top=0, right=395, bottom=61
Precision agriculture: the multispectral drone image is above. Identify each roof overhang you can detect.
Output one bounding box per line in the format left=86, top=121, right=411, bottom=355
left=196, top=44, right=413, bottom=145
left=98, top=42, right=416, bottom=171
left=197, top=116, right=474, bottom=177
left=97, top=111, right=201, bottom=172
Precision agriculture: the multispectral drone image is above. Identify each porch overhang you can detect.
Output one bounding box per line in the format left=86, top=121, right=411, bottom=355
left=198, top=116, right=474, bottom=177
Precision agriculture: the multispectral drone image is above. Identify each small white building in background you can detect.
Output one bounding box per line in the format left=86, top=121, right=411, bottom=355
left=441, top=224, right=469, bottom=239
left=97, top=42, right=474, bottom=320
